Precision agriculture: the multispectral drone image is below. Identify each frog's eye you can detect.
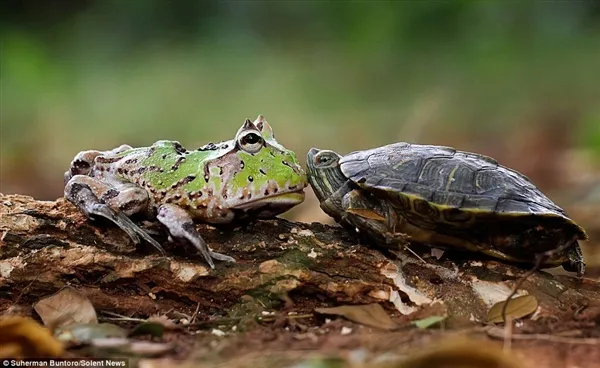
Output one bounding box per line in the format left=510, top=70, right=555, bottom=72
left=238, top=131, right=264, bottom=154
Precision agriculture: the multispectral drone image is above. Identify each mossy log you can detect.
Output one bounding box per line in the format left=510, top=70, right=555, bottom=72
left=1, top=193, right=599, bottom=325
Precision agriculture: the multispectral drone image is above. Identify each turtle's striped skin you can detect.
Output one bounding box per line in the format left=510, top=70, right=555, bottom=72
left=306, top=143, right=587, bottom=277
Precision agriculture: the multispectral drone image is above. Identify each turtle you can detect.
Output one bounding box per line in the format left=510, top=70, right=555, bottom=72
left=305, top=142, right=588, bottom=277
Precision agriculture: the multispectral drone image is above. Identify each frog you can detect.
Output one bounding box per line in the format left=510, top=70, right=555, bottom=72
left=63, top=115, right=308, bottom=269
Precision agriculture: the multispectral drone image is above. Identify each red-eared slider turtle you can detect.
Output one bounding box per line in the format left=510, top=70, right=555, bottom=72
left=305, top=143, right=587, bottom=277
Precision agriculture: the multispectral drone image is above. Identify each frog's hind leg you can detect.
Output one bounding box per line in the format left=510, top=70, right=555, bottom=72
left=156, top=204, right=236, bottom=269
left=64, top=174, right=166, bottom=255
left=64, top=145, right=133, bottom=184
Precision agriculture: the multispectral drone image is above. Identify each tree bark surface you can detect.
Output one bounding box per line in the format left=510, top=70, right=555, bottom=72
left=1, top=193, right=599, bottom=325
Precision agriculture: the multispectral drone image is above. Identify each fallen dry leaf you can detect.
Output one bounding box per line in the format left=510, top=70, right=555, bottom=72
left=315, top=303, right=399, bottom=330
left=147, top=314, right=179, bottom=330
left=388, top=336, right=526, bottom=368
left=431, top=248, right=445, bottom=260
left=129, top=321, right=165, bottom=338
left=487, top=295, right=538, bottom=324
left=412, top=315, right=447, bottom=329
left=89, top=337, right=130, bottom=349
left=34, top=286, right=98, bottom=330
left=137, top=358, right=188, bottom=368
left=54, top=323, right=128, bottom=346
left=90, top=338, right=175, bottom=357
left=127, top=341, right=176, bottom=356
left=0, top=315, right=64, bottom=358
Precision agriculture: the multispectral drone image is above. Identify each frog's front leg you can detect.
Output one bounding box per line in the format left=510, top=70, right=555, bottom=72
left=156, top=204, right=236, bottom=269
left=64, top=175, right=166, bottom=255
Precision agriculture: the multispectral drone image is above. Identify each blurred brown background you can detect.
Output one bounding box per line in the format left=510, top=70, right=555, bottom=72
left=2, top=1, right=600, bottom=264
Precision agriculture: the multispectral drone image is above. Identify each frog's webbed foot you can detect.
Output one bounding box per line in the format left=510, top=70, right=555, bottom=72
left=64, top=175, right=166, bottom=256
left=90, top=201, right=167, bottom=256
left=157, top=204, right=236, bottom=269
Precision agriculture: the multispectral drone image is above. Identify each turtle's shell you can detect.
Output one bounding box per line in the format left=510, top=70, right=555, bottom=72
left=339, top=142, right=588, bottom=248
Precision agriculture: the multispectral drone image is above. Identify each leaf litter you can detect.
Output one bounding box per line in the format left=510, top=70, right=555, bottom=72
left=129, top=321, right=166, bottom=338
left=487, top=295, right=539, bottom=324
left=54, top=323, right=129, bottom=346
left=314, top=304, right=400, bottom=331
left=33, top=286, right=98, bottom=329
left=0, top=315, right=65, bottom=358
left=411, top=315, right=447, bottom=329
left=26, top=286, right=181, bottom=358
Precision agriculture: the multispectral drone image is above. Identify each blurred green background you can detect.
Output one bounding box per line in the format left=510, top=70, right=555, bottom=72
left=2, top=0, right=600, bottom=235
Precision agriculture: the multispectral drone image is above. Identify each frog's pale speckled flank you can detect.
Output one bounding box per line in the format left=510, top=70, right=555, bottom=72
left=63, top=115, right=308, bottom=269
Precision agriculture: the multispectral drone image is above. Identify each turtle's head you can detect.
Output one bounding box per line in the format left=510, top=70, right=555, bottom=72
left=306, top=148, right=347, bottom=203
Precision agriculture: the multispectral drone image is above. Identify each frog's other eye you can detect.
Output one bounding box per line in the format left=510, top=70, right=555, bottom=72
left=314, top=152, right=338, bottom=168
left=238, top=131, right=264, bottom=154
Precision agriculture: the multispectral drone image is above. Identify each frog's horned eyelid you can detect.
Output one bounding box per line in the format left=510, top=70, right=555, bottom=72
left=254, top=115, right=273, bottom=136
left=258, top=121, right=273, bottom=137
left=236, top=119, right=261, bottom=139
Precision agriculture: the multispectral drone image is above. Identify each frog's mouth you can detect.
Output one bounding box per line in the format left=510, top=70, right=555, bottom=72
left=231, top=191, right=306, bottom=211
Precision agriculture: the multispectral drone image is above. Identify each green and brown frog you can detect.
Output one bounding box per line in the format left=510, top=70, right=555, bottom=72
left=63, top=115, right=308, bottom=268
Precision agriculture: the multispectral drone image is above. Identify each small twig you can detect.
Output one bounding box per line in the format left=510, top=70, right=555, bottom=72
left=500, top=240, right=574, bottom=324
left=403, top=244, right=427, bottom=264
left=161, top=308, right=175, bottom=317
left=100, top=310, right=135, bottom=318
left=172, top=311, right=192, bottom=320
left=99, top=310, right=147, bottom=322
left=503, top=316, right=513, bottom=353
left=389, top=222, right=425, bottom=264
left=487, top=326, right=600, bottom=345
left=186, top=316, right=243, bottom=327
left=259, top=313, right=314, bottom=322
left=500, top=254, right=546, bottom=323
left=186, top=313, right=315, bottom=327
left=573, top=304, right=587, bottom=320
left=11, top=277, right=39, bottom=306
left=190, top=302, right=201, bottom=324
left=99, top=316, right=146, bottom=322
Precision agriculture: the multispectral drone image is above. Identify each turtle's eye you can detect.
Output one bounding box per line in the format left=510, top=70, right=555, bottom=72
left=315, top=152, right=337, bottom=168
left=238, top=131, right=264, bottom=154
left=318, top=156, right=330, bottom=164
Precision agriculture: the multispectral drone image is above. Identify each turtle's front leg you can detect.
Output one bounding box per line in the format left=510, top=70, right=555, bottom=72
left=156, top=204, right=236, bottom=269
left=64, top=175, right=166, bottom=255
left=341, top=190, right=408, bottom=245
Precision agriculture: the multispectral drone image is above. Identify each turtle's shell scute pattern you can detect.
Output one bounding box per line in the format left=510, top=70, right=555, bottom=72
left=339, top=142, right=586, bottom=239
